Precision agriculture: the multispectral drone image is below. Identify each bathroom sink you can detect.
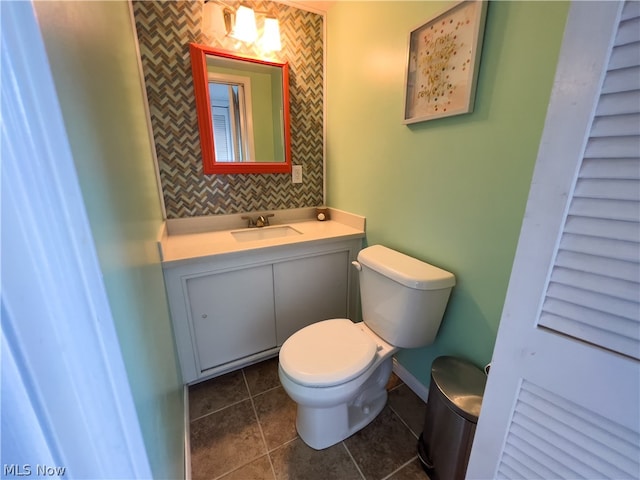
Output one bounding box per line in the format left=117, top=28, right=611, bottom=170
left=231, top=225, right=302, bottom=242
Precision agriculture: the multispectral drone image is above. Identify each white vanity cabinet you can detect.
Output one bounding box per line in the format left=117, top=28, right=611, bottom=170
left=187, top=265, right=277, bottom=372
left=274, top=251, right=349, bottom=344
left=163, top=238, right=362, bottom=384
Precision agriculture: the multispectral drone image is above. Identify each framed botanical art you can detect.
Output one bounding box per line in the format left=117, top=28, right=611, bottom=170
left=403, top=0, right=488, bottom=124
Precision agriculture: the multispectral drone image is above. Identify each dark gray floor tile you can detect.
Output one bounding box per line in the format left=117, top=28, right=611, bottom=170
left=219, top=455, right=275, bottom=480
left=344, top=406, right=418, bottom=480
left=271, top=438, right=362, bottom=480
left=387, top=458, right=429, bottom=480
left=244, top=357, right=281, bottom=396
left=253, top=386, right=298, bottom=450
left=189, top=370, right=248, bottom=419
left=188, top=358, right=432, bottom=480
left=388, top=384, right=426, bottom=437
left=191, top=399, right=266, bottom=479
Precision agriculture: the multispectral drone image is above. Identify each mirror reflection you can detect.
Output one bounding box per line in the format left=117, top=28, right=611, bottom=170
left=209, top=77, right=254, bottom=162
left=190, top=43, right=291, bottom=174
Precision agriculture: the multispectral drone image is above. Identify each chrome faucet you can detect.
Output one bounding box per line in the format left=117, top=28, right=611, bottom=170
left=241, top=213, right=274, bottom=228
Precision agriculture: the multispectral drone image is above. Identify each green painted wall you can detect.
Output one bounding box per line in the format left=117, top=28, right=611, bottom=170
left=326, top=1, right=569, bottom=386
left=34, top=1, right=184, bottom=478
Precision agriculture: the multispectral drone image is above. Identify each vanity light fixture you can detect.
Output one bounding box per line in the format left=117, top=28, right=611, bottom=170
left=202, top=1, right=230, bottom=37
left=202, top=1, right=282, bottom=52
left=230, top=5, right=258, bottom=43
left=261, top=17, right=282, bottom=52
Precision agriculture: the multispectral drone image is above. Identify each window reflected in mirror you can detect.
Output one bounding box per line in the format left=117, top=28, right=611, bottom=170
left=209, top=78, right=254, bottom=162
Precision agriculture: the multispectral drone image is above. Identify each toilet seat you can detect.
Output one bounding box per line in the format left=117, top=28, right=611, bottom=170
left=279, top=319, right=378, bottom=387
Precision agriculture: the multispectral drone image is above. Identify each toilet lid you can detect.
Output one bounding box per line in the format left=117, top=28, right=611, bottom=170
left=279, top=319, right=378, bottom=387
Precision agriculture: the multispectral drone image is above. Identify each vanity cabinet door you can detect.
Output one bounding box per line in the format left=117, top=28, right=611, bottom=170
left=273, top=250, right=350, bottom=345
left=187, top=265, right=277, bottom=372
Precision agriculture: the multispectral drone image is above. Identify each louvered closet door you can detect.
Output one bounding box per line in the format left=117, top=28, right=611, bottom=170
left=467, top=2, right=640, bottom=479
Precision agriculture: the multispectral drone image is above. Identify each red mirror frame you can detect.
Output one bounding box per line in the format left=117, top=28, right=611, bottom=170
left=189, top=43, right=292, bottom=174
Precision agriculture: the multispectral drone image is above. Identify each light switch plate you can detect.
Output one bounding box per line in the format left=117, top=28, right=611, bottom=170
left=292, top=165, right=303, bottom=184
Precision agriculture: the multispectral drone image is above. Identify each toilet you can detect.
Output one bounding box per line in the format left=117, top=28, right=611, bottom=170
left=278, top=244, right=456, bottom=450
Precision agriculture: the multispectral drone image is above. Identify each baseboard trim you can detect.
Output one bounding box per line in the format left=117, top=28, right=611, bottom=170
left=184, top=385, right=191, bottom=480
left=392, top=357, right=429, bottom=403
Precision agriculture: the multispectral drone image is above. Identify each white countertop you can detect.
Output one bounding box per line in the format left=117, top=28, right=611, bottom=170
left=159, top=208, right=365, bottom=266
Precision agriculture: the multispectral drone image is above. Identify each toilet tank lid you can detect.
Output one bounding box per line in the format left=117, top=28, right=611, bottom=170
left=357, top=245, right=455, bottom=290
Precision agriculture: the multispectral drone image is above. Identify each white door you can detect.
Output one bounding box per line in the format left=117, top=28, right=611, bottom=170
left=467, top=1, right=640, bottom=478
left=2, top=1, right=152, bottom=476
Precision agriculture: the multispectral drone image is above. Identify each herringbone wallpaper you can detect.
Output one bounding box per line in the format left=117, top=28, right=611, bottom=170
left=132, top=1, right=323, bottom=218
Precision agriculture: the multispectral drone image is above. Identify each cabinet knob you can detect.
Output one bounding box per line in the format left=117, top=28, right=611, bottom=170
left=202, top=314, right=207, bottom=318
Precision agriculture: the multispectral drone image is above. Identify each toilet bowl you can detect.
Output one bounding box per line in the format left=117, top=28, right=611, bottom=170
left=279, top=319, right=397, bottom=450
left=278, top=245, right=455, bottom=450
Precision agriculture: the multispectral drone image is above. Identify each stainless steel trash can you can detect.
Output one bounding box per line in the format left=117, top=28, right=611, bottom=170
left=417, top=356, right=486, bottom=480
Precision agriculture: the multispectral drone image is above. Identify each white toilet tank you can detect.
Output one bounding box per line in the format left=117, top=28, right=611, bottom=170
left=356, top=245, right=455, bottom=348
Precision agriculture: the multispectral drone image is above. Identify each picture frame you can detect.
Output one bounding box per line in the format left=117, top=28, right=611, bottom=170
left=403, top=0, right=488, bottom=124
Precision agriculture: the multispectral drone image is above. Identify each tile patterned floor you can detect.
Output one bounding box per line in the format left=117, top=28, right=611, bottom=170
left=189, top=357, right=430, bottom=480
